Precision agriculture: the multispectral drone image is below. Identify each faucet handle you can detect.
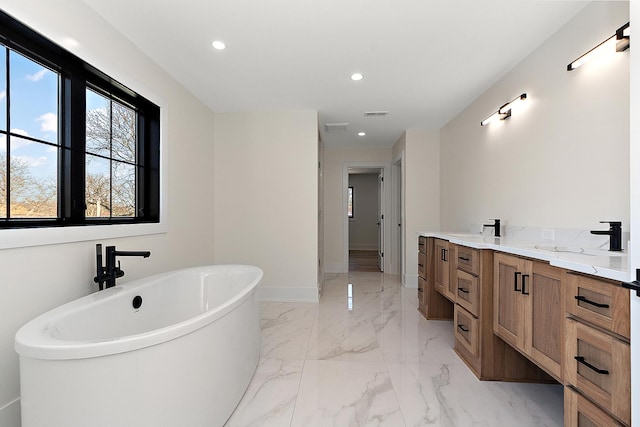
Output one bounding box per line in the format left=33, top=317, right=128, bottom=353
left=600, top=221, right=621, bottom=227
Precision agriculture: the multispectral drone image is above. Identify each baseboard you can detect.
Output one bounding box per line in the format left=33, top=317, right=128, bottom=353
left=0, top=398, right=21, bottom=427
left=348, top=244, right=377, bottom=251
left=404, top=274, right=418, bottom=288
left=258, top=285, right=319, bottom=303
left=324, top=263, right=347, bottom=273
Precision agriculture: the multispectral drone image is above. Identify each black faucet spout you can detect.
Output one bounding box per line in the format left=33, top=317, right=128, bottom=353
left=483, top=219, right=501, bottom=237
left=93, top=244, right=151, bottom=289
left=590, top=221, right=622, bottom=252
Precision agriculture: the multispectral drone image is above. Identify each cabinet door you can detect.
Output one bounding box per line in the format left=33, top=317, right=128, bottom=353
left=493, top=252, right=529, bottom=349
left=565, top=319, right=631, bottom=425
left=525, top=262, right=565, bottom=381
left=434, top=239, right=453, bottom=301
left=565, top=387, right=624, bottom=427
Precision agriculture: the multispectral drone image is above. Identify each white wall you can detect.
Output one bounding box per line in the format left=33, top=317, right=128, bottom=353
left=324, top=147, right=392, bottom=272
left=348, top=174, right=379, bottom=250
left=440, top=1, right=630, bottom=232
left=393, top=129, right=441, bottom=286
left=0, top=1, right=218, bottom=424
left=213, top=112, right=318, bottom=302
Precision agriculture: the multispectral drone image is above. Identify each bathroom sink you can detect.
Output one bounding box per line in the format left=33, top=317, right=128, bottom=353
left=446, top=233, right=488, bottom=238
left=531, top=245, right=625, bottom=257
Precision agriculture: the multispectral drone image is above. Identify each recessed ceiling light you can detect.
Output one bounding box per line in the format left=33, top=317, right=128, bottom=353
left=358, top=132, right=366, bottom=136
left=350, top=73, right=364, bottom=81
left=212, top=41, right=226, bottom=50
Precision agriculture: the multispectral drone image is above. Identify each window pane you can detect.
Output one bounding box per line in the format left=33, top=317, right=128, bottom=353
left=112, top=162, right=135, bottom=217
left=86, top=154, right=110, bottom=218
left=0, top=45, right=6, bottom=132
left=86, top=89, right=111, bottom=157
left=9, top=137, right=58, bottom=218
left=9, top=51, right=58, bottom=144
left=112, top=101, right=136, bottom=163
left=348, top=187, right=354, bottom=218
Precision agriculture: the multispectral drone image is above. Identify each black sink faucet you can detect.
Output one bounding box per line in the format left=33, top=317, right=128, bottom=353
left=483, top=219, right=501, bottom=237
left=590, top=221, right=622, bottom=252
left=93, top=244, right=151, bottom=290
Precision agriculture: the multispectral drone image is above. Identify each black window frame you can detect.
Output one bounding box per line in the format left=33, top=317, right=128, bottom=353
left=0, top=10, right=160, bottom=229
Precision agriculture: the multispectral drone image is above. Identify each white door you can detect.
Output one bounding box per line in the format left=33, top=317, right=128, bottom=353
left=378, top=172, right=384, bottom=272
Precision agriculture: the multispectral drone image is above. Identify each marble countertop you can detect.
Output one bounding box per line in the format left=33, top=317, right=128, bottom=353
left=417, top=231, right=629, bottom=282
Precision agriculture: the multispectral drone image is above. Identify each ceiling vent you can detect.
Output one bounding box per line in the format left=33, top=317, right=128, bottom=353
left=325, top=123, right=349, bottom=132
left=364, top=111, right=389, bottom=117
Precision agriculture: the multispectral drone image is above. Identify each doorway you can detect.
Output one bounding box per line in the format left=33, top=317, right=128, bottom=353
left=342, top=162, right=391, bottom=273
left=348, top=169, right=382, bottom=272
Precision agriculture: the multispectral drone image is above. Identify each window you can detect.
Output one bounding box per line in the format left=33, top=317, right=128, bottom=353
left=0, top=11, right=160, bottom=229
left=348, top=186, right=354, bottom=218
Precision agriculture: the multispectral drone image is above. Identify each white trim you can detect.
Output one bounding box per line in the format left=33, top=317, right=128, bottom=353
left=324, top=262, right=348, bottom=274
left=0, top=398, right=21, bottom=427
left=391, top=151, right=404, bottom=277
left=342, top=161, right=392, bottom=273
left=404, top=274, right=418, bottom=288
left=258, top=286, right=319, bottom=303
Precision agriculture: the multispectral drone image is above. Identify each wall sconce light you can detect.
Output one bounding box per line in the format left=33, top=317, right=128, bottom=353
left=480, top=93, right=527, bottom=127
left=567, top=22, right=630, bottom=71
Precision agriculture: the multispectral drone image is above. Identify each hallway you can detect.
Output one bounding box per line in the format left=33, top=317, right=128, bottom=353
left=348, top=250, right=380, bottom=272
left=225, top=272, right=563, bottom=426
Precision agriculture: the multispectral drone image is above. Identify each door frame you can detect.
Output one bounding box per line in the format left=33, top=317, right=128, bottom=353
left=392, top=152, right=404, bottom=277
left=342, top=161, right=392, bottom=273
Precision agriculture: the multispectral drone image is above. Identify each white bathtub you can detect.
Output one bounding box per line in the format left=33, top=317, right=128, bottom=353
left=15, top=265, right=263, bottom=427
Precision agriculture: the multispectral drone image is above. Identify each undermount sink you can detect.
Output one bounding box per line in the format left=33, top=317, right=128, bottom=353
left=446, top=233, right=488, bottom=238
left=531, top=245, right=625, bottom=257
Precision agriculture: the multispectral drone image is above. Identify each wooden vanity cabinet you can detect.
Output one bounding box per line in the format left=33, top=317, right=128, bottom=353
left=564, top=273, right=631, bottom=426
left=434, top=239, right=456, bottom=301
left=493, top=252, right=565, bottom=381
left=453, top=246, right=550, bottom=382
left=418, top=237, right=453, bottom=320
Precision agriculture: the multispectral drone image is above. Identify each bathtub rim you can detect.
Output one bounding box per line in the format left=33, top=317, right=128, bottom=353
left=14, top=264, right=263, bottom=361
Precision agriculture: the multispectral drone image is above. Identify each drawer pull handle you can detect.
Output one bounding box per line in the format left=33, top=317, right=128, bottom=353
left=574, top=295, right=610, bottom=309
left=521, top=274, right=530, bottom=295
left=417, top=288, right=424, bottom=293
left=458, top=287, right=470, bottom=294
left=457, top=324, right=469, bottom=333
left=418, top=263, right=424, bottom=267
left=574, top=356, right=609, bottom=375
left=514, top=272, right=522, bottom=292
left=458, top=256, right=470, bottom=262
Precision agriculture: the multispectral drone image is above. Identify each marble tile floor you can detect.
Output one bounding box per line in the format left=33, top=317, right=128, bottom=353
left=225, top=272, right=564, bottom=427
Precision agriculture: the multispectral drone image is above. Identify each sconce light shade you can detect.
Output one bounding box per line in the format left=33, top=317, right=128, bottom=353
left=567, top=22, right=630, bottom=71
left=481, top=93, right=527, bottom=127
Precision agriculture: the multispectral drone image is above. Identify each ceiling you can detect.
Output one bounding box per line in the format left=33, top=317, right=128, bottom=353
left=82, top=0, right=589, bottom=149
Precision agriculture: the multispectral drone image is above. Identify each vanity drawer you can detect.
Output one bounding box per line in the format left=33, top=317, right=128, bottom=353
left=565, top=387, right=624, bottom=427
left=456, top=246, right=479, bottom=275
left=418, top=276, right=426, bottom=304
left=454, top=305, right=478, bottom=358
left=418, top=236, right=427, bottom=254
left=566, top=274, right=630, bottom=339
left=564, top=319, right=630, bottom=425
left=418, top=251, right=427, bottom=279
left=456, top=269, right=479, bottom=317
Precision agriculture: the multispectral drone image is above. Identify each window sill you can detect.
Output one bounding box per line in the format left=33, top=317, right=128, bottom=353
left=0, top=221, right=167, bottom=250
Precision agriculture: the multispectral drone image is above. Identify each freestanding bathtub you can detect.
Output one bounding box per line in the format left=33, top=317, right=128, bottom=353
left=15, top=265, right=263, bottom=427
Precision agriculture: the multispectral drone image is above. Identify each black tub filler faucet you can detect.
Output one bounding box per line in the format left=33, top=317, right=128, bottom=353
left=94, top=244, right=151, bottom=290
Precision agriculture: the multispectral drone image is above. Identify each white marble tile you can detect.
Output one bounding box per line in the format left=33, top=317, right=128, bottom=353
left=291, top=360, right=405, bottom=427
left=386, top=361, right=563, bottom=427
left=225, top=358, right=304, bottom=427
left=306, top=308, right=384, bottom=362
left=261, top=302, right=316, bottom=359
